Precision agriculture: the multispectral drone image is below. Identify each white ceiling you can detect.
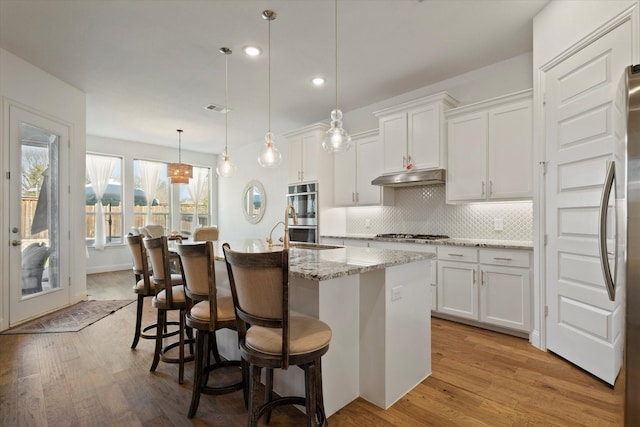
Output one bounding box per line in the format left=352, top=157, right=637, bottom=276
left=0, top=0, right=550, bottom=155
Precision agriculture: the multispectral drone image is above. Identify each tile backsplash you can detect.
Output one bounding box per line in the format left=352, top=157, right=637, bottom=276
left=345, top=185, right=533, bottom=241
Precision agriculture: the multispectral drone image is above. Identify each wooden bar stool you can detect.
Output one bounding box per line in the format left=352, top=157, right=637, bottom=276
left=223, top=243, right=332, bottom=427
left=176, top=241, right=247, bottom=418
left=144, top=235, right=194, bottom=384
left=192, top=226, right=219, bottom=242
left=125, top=234, right=178, bottom=349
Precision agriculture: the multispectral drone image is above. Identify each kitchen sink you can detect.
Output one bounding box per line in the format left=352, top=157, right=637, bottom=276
left=290, top=243, right=343, bottom=250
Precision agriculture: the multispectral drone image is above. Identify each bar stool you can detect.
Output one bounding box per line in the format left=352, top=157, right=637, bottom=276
left=144, top=235, right=194, bottom=384
left=222, top=243, right=332, bottom=426
left=192, top=226, right=219, bottom=242
left=125, top=234, right=179, bottom=349
left=177, top=241, right=247, bottom=418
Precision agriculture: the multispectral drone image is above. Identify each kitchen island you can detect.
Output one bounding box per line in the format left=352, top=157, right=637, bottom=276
left=208, top=240, right=434, bottom=417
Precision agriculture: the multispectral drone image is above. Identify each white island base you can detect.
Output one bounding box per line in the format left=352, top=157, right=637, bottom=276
left=214, top=254, right=431, bottom=417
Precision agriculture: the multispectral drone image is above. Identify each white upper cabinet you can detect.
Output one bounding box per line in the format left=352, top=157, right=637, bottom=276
left=446, top=89, right=533, bottom=203
left=334, top=130, right=393, bottom=207
left=285, top=123, right=330, bottom=184
left=374, top=92, right=459, bottom=174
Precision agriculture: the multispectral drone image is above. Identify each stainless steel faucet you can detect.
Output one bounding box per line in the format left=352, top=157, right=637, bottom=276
left=284, top=204, right=298, bottom=250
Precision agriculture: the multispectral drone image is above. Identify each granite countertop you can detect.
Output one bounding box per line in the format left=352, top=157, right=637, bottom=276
left=322, top=234, right=533, bottom=250
left=208, top=239, right=434, bottom=281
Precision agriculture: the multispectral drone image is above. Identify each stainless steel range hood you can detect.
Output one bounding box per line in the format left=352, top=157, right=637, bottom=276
left=371, top=168, right=446, bottom=188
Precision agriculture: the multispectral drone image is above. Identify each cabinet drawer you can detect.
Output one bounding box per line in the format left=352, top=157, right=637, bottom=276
left=437, top=246, right=478, bottom=262
left=479, top=249, right=530, bottom=268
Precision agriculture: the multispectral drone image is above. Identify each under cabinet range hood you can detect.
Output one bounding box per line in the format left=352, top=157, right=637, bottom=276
left=371, top=168, right=446, bottom=188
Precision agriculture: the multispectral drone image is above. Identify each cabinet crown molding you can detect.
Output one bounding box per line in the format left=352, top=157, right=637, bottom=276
left=445, top=89, right=533, bottom=119
left=283, top=122, right=329, bottom=137
left=350, top=129, right=378, bottom=140
left=373, top=91, right=460, bottom=117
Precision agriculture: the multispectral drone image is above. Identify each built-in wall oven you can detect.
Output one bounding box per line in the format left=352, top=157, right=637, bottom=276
left=286, top=182, right=317, bottom=243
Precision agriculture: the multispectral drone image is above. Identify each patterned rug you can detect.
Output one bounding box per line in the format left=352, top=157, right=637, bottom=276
left=1, top=300, right=133, bottom=334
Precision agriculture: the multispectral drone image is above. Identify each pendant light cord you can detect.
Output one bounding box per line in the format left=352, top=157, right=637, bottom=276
left=335, top=0, right=338, bottom=112
left=268, top=14, right=272, bottom=134
left=178, top=130, right=182, bottom=163
left=225, top=50, right=229, bottom=155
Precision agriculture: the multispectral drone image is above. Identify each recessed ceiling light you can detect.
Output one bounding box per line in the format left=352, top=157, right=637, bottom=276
left=243, top=46, right=261, bottom=57
left=312, top=77, right=326, bottom=86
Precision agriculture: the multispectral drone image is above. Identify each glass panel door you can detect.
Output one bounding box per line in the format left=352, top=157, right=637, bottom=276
left=9, top=106, right=69, bottom=325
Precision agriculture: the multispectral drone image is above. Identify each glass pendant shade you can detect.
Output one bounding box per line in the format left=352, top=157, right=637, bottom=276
left=216, top=149, right=236, bottom=177
left=217, top=46, right=236, bottom=177
left=258, top=131, right=282, bottom=168
left=323, top=0, right=351, bottom=154
left=259, top=10, right=282, bottom=168
left=168, top=129, right=192, bottom=184
left=322, top=108, right=351, bottom=153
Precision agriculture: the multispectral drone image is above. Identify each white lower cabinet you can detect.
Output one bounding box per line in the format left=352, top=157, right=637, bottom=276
left=480, top=265, right=530, bottom=331
left=437, top=246, right=478, bottom=319
left=437, top=246, right=531, bottom=333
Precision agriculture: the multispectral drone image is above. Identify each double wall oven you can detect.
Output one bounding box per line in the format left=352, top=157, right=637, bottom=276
left=287, top=182, right=317, bottom=243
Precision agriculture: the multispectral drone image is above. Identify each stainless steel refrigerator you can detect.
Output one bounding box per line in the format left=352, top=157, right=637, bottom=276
left=611, top=64, right=640, bottom=426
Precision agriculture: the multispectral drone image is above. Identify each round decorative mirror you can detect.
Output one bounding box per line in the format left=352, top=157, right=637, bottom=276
left=242, top=180, right=266, bottom=224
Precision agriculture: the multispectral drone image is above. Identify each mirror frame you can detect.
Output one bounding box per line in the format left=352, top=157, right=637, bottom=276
left=242, top=180, right=266, bottom=224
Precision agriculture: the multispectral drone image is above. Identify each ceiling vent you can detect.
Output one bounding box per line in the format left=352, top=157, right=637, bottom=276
left=204, top=104, right=231, bottom=113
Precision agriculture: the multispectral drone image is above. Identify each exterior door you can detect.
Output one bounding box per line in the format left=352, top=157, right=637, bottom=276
left=8, top=105, right=70, bottom=325
left=544, top=21, right=630, bottom=385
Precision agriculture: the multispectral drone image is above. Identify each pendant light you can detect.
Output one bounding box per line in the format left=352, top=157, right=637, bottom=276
left=322, top=0, right=351, bottom=153
left=167, top=129, right=192, bottom=184
left=216, top=47, right=236, bottom=177
left=258, top=9, right=283, bottom=168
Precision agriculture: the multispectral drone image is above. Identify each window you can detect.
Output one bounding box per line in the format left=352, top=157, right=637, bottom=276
left=86, top=154, right=123, bottom=247
left=133, top=160, right=170, bottom=233
left=180, top=166, right=210, bottom=235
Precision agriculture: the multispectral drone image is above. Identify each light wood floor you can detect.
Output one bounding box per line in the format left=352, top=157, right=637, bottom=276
left=0, top=270, right=624, bottom=426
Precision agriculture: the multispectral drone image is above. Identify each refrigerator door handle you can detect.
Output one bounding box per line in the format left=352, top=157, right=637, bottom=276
left=598, top=160, right=616, bottom=301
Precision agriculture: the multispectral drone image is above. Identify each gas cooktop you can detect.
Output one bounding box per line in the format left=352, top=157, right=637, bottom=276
left=375, top=233, right=449, bottom=240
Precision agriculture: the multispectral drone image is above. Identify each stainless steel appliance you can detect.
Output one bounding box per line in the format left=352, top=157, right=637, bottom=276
left=286, top=182, right=317, bottom=243
left=371, top=168, right=446, bottom=188
left=622, top=64, right=640, bottom=425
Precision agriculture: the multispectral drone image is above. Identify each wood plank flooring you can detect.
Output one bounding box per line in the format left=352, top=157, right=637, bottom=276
left=0, top=270, right=624, bottom=426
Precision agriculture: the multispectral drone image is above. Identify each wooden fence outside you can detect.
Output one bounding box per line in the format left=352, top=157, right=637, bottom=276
left=22, top=198, right=209, bottom=242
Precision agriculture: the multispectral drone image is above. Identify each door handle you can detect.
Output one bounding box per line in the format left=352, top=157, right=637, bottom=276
left=598, top=160, right=616, bottom=301
left=11, top=240, right=21, bottom=246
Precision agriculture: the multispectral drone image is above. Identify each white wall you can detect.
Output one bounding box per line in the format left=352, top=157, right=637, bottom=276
left=534, top=0, right=637, bottom=69
left=1, top=48, right=87, bottom=328
left=85, top=135, right=217, bottom=273
left=343, top=52, right=534, bottom=135
left=217, top=138, right=289, bottom=243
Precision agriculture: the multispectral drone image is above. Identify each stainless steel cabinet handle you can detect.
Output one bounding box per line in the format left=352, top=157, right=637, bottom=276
left=473, top=270, right=476, bottom=284
left=481, top=270, right=485, bottom=285
left=11, top=240, right=21, bottom=246
left=598, top=160, right=616, bottom=301
left=490, top=180, right=493, bottom=195
left=352, top=192, right=355, bottom=202
left=493, top=257, right=513, bottom=261
left=448, top=253, right=464, bottom=257
left=482, top=181, right=485, bottom=196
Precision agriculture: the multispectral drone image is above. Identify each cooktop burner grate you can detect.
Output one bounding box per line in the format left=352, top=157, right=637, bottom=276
left=376, top=233, right=449, bottom=240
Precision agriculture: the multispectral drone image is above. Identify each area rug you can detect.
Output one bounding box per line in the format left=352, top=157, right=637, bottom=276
left=1, top=300, right=133, bottom=334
